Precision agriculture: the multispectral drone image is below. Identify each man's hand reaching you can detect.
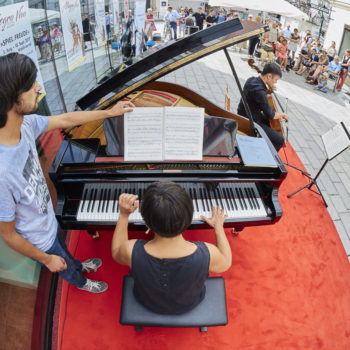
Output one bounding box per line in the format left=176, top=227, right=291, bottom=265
left=107, top=101, right=135, bottom=117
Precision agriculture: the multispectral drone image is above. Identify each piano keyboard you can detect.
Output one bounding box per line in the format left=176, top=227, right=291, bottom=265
left=76, top=182, right=267, bottom=223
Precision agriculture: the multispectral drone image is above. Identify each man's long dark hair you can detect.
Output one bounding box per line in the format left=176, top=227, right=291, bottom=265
left=0, top=53, right=37, bottom=128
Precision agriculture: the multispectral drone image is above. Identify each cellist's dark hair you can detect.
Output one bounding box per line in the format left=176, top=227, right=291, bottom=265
left=261, top=62, right=282, bottom=78
left=0, top=53, right=37, bottom=128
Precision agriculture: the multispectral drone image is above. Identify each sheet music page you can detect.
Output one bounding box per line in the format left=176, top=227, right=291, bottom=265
left=124, top=108, right=164, bottom=161
left=164, top=107, right=204, bottom=160
left=321, top=123, right=350, bottom=160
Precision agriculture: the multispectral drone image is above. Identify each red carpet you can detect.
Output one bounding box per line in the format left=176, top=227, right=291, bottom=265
left=55, top=145, right=350, bottom=350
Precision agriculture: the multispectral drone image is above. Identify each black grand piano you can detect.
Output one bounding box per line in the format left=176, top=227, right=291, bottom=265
left=49, top=18, right=287, bottom=235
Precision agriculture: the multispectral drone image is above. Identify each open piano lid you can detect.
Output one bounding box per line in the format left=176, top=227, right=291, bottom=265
left=76, top=19, right=268, bottom=111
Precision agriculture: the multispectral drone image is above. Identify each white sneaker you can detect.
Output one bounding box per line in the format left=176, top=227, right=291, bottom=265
left=78, top=279, right=108, bottom=293
left=81, top=258, right=102, bottom=273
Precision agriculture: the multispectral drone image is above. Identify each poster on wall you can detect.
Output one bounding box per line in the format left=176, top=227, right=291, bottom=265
left=0, top=1, right=46, bottom=98
left=95, top=0, right=107, bottom=46
left=134, top=0, right=146, bottom=56
left=59, top=0, right=85, bottom=72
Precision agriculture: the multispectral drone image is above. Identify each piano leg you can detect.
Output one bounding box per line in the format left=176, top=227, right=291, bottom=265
left=87, top=230, right=100, bottom=239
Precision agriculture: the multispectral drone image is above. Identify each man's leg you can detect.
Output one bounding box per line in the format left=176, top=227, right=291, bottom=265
left=258, top=122, right=284, bottom=152
left=171, top=22, right=177, bottom=39
left=45, top=234, right=86, bottom=288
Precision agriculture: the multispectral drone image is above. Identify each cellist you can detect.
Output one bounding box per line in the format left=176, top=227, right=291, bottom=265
left=237, top=63, right=288, bottom=151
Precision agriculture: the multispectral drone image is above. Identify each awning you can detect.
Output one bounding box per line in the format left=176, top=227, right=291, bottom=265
left=208, top=0, right=309, bottom=20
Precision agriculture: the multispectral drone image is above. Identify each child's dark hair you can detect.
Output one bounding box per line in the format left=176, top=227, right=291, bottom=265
left=140, top=181, right=193, bottom=237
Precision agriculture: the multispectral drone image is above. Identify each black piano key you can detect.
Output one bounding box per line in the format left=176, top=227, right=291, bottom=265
left=235, top=188, right=244, bottom=210
left=102, top=188, right=108, bottom=212
left=222, top=188, right=231, bottom=211
left=244, top=188, right=253, bottom=210
left=81, top=188, right=88, bottom=212
left=138, top=188, right=142, bottom=201
left=105, top=188, right=111, bottom=212
left=116, top=188, right=121, bottom=212
left=199, top=188, right=207, bottom=212
left=113, top=189, right=117, bottom=212
left=91, top=188, right=98, bottom=212
left=98, top=188, right=104, bottom=212
left=249, top=187, right=260, bottom=209
left=191, top=188, right=199, bottom=212
left=216, top=188, right=224, bottom=209
left=206, top=189, right=213, bottom=209
left=238, top=188, right=248, bottom=210
left=247, top=187, right=257, bottom=209
left=87, top=188, right=94, bottom=213
left=229, top=187, right=238, bottom=210
left=225, top=187, right=234, bottom=211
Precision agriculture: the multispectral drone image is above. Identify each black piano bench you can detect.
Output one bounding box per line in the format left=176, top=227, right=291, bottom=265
left=119, top=276, right=228, bottom=332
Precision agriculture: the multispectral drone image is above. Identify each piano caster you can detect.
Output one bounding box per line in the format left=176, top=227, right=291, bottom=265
left=92, top=231, right=100, bottom=240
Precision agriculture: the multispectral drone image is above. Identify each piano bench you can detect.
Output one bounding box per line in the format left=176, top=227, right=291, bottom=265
left=119, top=276, right=228, bottom=332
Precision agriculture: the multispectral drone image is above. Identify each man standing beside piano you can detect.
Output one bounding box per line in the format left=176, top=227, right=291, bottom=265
left=237, top=63, right=289, bottom=152
left=0, top=53, right=134, bottom=293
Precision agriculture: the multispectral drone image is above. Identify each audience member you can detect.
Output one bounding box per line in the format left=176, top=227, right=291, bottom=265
left=260, top=33, right=274, bottom=66
left=283, top=24, right=292, bottom=42
left=206, top=9, right=217, bottom=27
left=178, top=8, right=187, bottom=38
left=165, top=6, right=180, bottom=40
left=217, top=10, right=227, bottom=23
left=316, top=73, right=328, bottom=93
left=289, top=28, right=300, bottom=60
left=248, top=16, right=261, bottom=58
left=336, top=49, right=350, bottom=91
left=306, top=48, right=329, bottom=81
left=276, top=36, right=288, bottom=71
left=145, top=8, right=156, bottom=40
left=307, top=55, right=341, bottom=83
left=193, top=7, right=206, bottom=30
left=277, top=23, right=283, bottom=38
left=269, top=21, right=279, bottom=48
left=327, top=41, right=337, bottom=62
left=295, top=48, right=318, bottom=75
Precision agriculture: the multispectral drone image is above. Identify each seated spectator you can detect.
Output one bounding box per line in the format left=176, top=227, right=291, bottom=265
left=306, top=48, right=329, bottom=78
left=336, top=49, right=350, bottom=91
left=327, top=41, right=337, bottom=62
left=111, top=182, right=232, bottom=315
left=315, top=73, right=328, bottom=93
left=260, top=33, right=274, bottom=66
left=295, top=48, right=318, bottom=75
left=307, top=55, right=341, bottom=84
left=276, top=36, right=288, bottom=71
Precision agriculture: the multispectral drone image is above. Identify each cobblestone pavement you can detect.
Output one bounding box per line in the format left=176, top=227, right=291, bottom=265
left=158, top=49, right=350, bottom=261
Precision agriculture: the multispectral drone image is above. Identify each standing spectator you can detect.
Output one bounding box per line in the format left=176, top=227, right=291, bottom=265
left=336, top=49, right=350, bottom=91
left=51, top=23, right=62, bottom=53
left=277, top=23, right=283, bottom=38
left=247, top=14, right=253, bottom=21
left=82, top=14, right=91, bottom=44
left=178, top=8, right=186, bottom=38
left=276, top=36, right=288, bottom=71
left=289, top=28, right=300, bottom=60
left=269, top=21, right=279, bottom=45
left=193, top=7, right=206, bottom=30
left=145, top=8, right=156, bottom=40
left=248, top=16, right=261, bottom=58
left=283, top=24, right=292, bottom=42
left=39, top=29, right=52, bottom=61
left=216, top=10, right=226, bottom=24
left=327, top=41, right=337, bottom=62
left=164, top=6, right=180, bottom=40
left=206, top=9, right=217, bottom=27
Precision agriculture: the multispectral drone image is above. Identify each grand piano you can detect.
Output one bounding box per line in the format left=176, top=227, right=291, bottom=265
left=35, top=19, right=288, bottom=349
left=48, top=18, right=287, bottom=235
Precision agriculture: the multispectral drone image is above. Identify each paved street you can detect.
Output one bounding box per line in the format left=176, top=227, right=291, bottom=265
left=157, top=48, right=350, bottom=261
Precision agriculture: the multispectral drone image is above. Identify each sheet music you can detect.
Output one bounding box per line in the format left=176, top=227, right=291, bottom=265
left=321, top=124, right=350, bottom=160
left=164, top=107, right=204, bottom=160
left=124, top=108, right=164, bottom=161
